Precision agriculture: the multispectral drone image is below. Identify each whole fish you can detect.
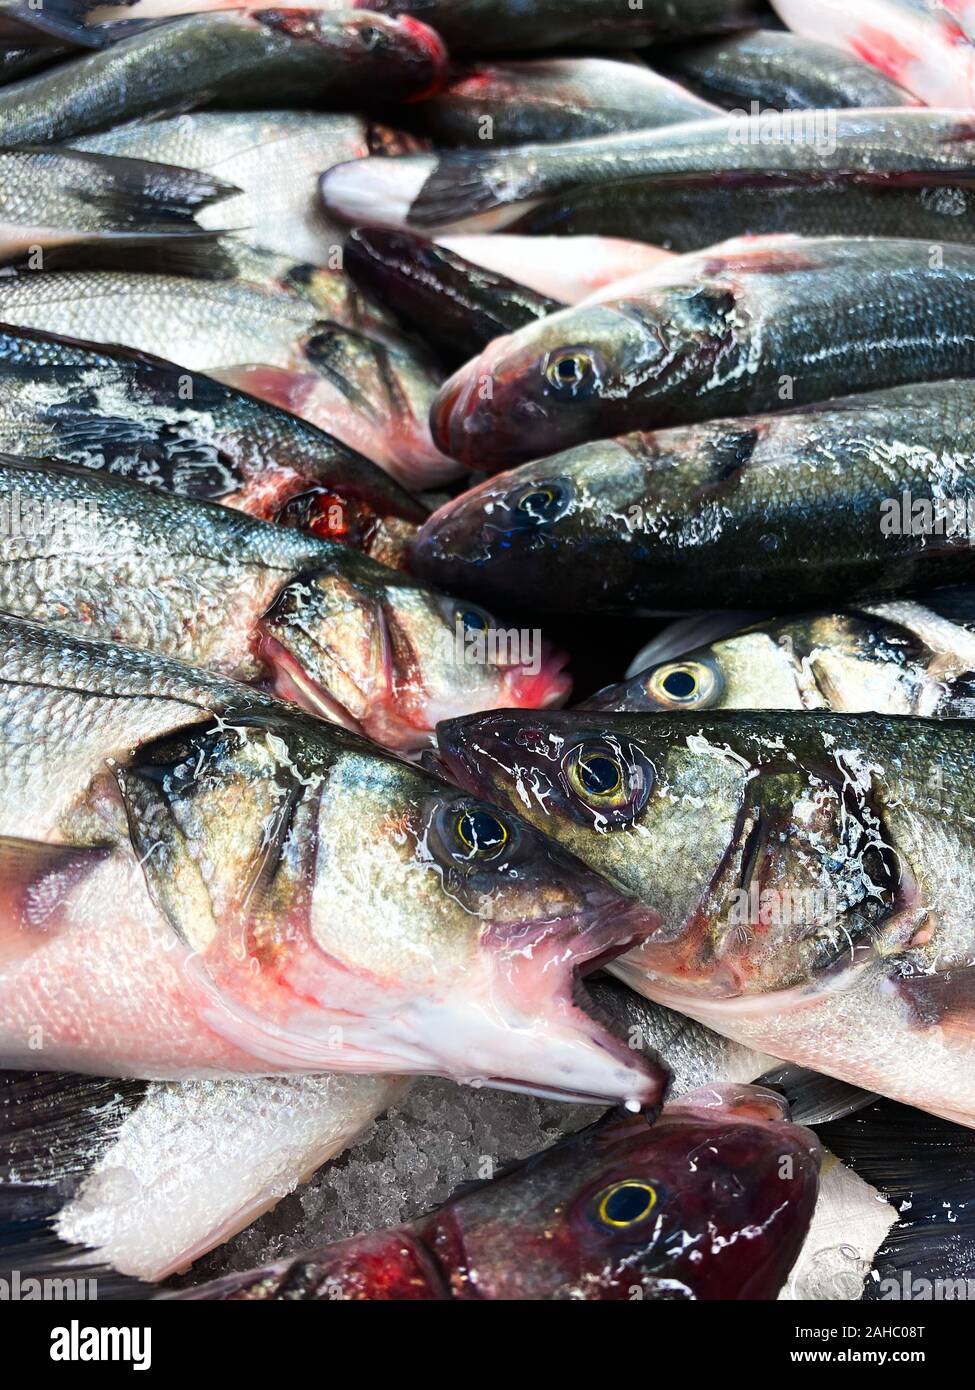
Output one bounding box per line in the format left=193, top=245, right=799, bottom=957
left=344, top=227, right=561, bottom=362
left=0, top=1069, right=406, bottom=1281
left=0, top=10, right=446, bottom=144
left=429, top=237, right=975, bottom=471
left=350, top=0, right=765, bottom=56
left=411, top=58, right=718, bottom=146
left=583, top=595, right=975, bottom=718
left=662, top=28, right=919, bottom=109
left=0, top=147, right=237, bottom=275
left=0, top=616, right=661, bottom=1106
left=771, top=0, right=975, bottom=106
left=0, top=324, right=424, bottom=569
left=322, top=109, right=975, bottom=234
left=174, top=1086, right=821, bottom=1299
left=437, top=233, right=673, bottom=303
left=0, top=269, right=453, bottom=487
left=0, top=457, right=570, bottom=749
left=436, top=707, right=975, bottom=1128
left=72, top=110, right=397, bottom=266
left=415, top=380, right=975, bottom=613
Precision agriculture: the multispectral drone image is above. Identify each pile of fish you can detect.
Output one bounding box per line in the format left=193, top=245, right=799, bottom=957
left=2, top=0, right=975, bottom=1302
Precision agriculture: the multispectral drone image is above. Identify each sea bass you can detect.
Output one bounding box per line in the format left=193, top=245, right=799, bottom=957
left=414, top=379, right=975, bottom=613
left=0, top=147, right=237, bottom=274
left=343, top=227, right=561, bottom=362
left=0, top=457, right=569, bottom=749
left=175, top=1086, right=820, bottom=1299
left=0, top=324, right=422, bottom=566
left=662, top=28, right=918, bottom=109
left=771, top=0, right=975, bottom=106
left=0, top=10, right=446, bottom=144
left=437, top=707, right=975, bottom=1128
left=411, top=57, right=718, bottom=146
left=332, top=108, right=975, bottom=235
left=429, top=237, right=975, bottom=471
left=583, top=595, right=975, bottom=718
left=0, top=616, right=661, bottom=1105
left=350, top=0, right=765, bottom=56
left=0, top=269, right=453, bottom=487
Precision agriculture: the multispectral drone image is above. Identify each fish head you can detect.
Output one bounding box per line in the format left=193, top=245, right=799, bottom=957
left=118, top=711, right=666, bottom=1105
left=412, top=437, right=653, bottom=607
left=423, top=1085, right=821, bottom=1299
left=436, top=709, right=905, bottom=1003
left=254, top=10, right=447, bottom=101
left=430, top=284, right=736, bottom=470
left=256, top=551, right=571, bottom=751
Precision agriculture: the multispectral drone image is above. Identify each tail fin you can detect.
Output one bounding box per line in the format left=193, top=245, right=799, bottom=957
left=406, top=150, right=523, bottom=229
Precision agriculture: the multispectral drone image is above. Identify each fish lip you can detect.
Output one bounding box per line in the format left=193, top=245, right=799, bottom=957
left=429, top=364, right=470, bottom=456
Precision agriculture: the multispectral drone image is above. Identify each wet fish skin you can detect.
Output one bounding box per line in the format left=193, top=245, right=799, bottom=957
left=0, top=9, right=447, bottom=144
left=0, top=457, right=569, bottom=750
left=412, top=57, right=718, bottom=146
left=0, top=324, right=423, bottom=566
left=399, top=108, right=975, bottom=231
left=436, top=706, right=975, bottom=1128
left=0, top=269, right=452, bottom=487
left=343, top=227, right=561, bottom=363
left=771, top=0, right=975, bottom=106
left=177, top=1087, right=821, bottom=1299
left=429, top=237, right=975, bottom=472
left=416, top=379, right=975, bottom=614
left=582, top=596, right=975, bottom=718
left=511, top=178, right=975, bottom=252
left=662, top=28, right=919, bottom=109
left=0, top=615, right=660, bottom=1106
left=353, top=0, right=765, bottom=56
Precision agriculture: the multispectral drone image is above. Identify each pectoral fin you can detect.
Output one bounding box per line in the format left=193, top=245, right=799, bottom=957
left=0, top=836, right=111, bottom=965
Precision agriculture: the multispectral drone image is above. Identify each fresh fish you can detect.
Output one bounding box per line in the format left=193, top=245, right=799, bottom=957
left=771, top=0, right=975, bottom=106
left=0, top=9, right=446, bottom=144
left=437, top=233, right=673, bottom=304
left=0, top=324, right=424, bottom=569
left=0, top=269, right=453, bottom=488
left=0, top=146, right=237, bottom=275
left=0, top=457, right=570, bottom=749
left=173, top=1086, right=821, bottom=1299
left=343, top=227, right=561, bottom=362
left=0, top=1069, right=406, bottom=1281
left=411, top=57, right=718, bottom=146
left=429, top=237, right=975, bottom=472
left=662, top=28, right=919, bottom=109
left=436, top=707, right=975, bottom=1128
left=73, top=110, right=414, bottom=266
left=323, top=109, right=975, bottom=235
left=0, top=615, right=662, bottom=1105
left=350, top=0, right=766, bottom=57
left=583, top=595, right=975, bottom=718
left=414, top=379, right=975, bottom=614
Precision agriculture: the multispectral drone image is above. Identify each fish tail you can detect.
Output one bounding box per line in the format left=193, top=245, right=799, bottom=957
left=407, top=150, right=520, bottom=228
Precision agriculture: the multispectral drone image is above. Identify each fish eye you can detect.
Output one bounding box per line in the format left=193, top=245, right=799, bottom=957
left=595, top=1180, right=658, bottom=1228
left=646, top=659, right=723, bottom=710
left=543, top=349, right=597, bottom=399
left=513, top=482, right=571, bottom=526
left=455, top=808, right=509, bottom=859
left=562, top=739, right=655, bottom=824
left=574, top=750, right=623, bottom=798
left=458, top=607, right=490, bottom=633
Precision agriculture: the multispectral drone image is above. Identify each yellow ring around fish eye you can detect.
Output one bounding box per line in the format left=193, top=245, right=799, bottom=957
left=596, top=1181, right=657, bottom=1228
left=568, top=747, right=624, bottom=801
left=456, top=808, right=508, bottom=858
left=647, top=661, right=716, bottom=708
left=544, top=350, right=592, bottom=393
